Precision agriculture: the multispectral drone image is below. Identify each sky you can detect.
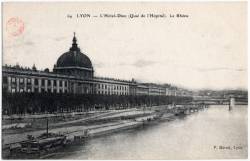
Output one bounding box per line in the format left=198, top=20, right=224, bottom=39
left=2, top=2, right=247, bottom=90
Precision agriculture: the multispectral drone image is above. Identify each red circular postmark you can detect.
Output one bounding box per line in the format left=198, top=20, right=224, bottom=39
left=6, top=17, right=24, bottom=37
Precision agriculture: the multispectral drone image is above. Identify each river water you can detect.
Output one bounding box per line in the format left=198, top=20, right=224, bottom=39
left=49, top=105, right=248, bottom=159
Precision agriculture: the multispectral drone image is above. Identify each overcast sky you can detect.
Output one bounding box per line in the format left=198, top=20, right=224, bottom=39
left=3, top=2, right=247, bottom=90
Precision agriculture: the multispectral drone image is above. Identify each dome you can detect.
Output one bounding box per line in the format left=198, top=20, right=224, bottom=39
left=56, top=51, right=93, bottom=68
left=56, top=33, right=93, bottom=69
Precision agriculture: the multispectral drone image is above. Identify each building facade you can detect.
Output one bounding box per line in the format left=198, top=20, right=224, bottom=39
left=2, top=34, right=189, bottom=97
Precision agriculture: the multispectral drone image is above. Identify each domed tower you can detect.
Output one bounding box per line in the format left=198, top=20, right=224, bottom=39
left=53, top=33, right=94, bottom=79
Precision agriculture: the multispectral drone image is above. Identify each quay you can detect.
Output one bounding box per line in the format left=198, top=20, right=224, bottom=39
left=3, top=103, right=208, bottom=159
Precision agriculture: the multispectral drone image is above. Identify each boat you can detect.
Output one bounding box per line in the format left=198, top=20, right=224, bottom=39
left=8, top=132, right=66, bottom=159
left=9, top=132, right=66, bottom=159
left=20, top=133, right=66, bottom=153
left=9, top=118, right=67, bottom=159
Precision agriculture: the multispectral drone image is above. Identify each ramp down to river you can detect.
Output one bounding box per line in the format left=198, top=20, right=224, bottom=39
left=2, top=108, right=155, bottom=146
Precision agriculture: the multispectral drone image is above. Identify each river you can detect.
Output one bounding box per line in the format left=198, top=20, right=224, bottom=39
left=49, top=105, right=248, bottom=159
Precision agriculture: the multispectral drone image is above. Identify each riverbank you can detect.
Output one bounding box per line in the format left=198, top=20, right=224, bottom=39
left=3, top=104, right=203, bottom=159
left=57, top=105, right=247, bottom=160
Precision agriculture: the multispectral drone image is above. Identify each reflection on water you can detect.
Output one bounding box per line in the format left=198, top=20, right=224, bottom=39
left=50, top=105, right=248, bottom=159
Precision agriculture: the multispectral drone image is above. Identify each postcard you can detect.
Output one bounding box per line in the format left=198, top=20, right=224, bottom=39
left=2, top=2, right=248, bottom=159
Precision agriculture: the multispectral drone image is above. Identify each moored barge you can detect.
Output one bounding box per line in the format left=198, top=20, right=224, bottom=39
left=10, top=133, right=66, bottom=159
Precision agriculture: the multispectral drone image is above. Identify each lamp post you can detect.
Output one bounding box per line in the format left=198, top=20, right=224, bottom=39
left=46, top=116, right=49, bottom=138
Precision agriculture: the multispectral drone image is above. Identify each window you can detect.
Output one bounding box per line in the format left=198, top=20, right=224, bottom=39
left=20, top=89, right=24, bottom=92
left=11, top=88, right=16, bottom=93
left=65, top=81, right=68, bottom=87
left=35, top=79, right=38, bottom=85
left=27, top=78, right=31, bottom=84
left=59, top=81, right=63, bottom=87
left=11, top=78, right=15, bottom=83
left=3, top=77, right=7, bottom=84
left=48, top=80, right=51, bottom=86
left=41, top=79, right=45, bottom=86
left=53, top=80, right=57, bottom=86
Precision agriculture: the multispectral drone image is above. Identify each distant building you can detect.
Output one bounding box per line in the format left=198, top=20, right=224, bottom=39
left=2, top=33, right=189, bottom=97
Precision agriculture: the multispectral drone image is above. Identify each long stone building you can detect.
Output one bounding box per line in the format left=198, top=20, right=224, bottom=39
left=2, top=33, right=191, bottom=97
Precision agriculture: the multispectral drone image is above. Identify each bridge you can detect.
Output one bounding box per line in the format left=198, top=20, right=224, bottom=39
left=169, top=96, right=242, bottom=115
left=192, top=96, right=247, bottom=105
